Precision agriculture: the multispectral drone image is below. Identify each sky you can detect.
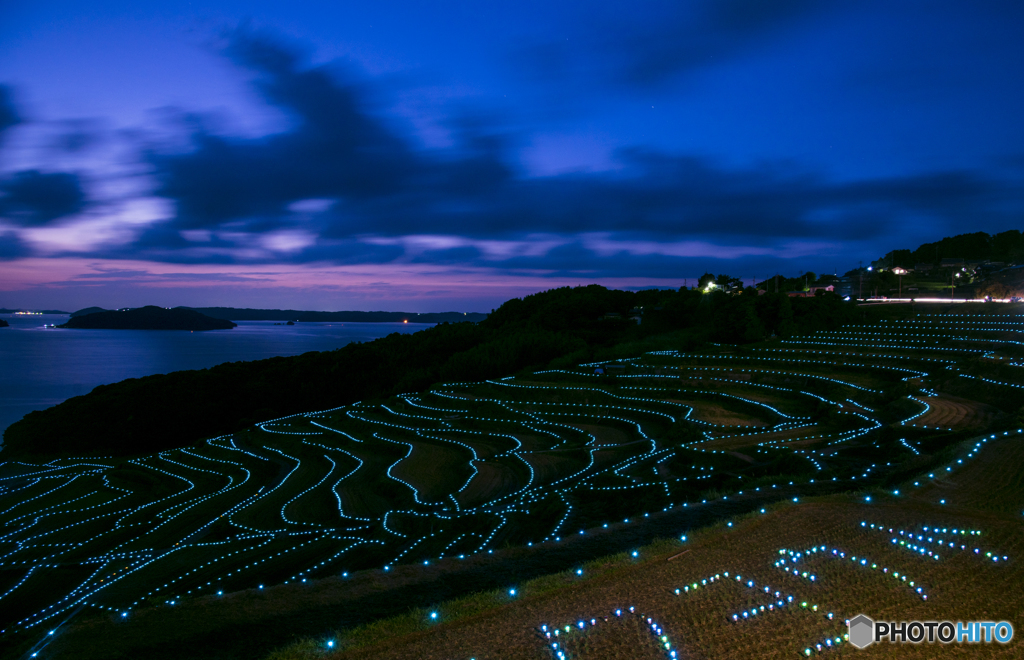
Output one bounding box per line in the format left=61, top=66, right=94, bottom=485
left=1, top=1, right=1023, bottom=312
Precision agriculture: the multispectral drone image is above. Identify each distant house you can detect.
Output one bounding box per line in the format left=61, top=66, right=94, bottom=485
left=940, top=258, right=965, bottom=268
left=915, top=263, right=934, bottom=273
left=808, top=285, right=834, bottom=295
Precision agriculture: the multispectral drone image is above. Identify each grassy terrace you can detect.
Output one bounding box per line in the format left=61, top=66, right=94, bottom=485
left=2, top=307, right=1023, bottom=658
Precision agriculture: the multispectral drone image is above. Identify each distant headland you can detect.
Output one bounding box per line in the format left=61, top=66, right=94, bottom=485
left=67, top=306, right=487, bottom=323
left=58, top=306, right=236, bottom=331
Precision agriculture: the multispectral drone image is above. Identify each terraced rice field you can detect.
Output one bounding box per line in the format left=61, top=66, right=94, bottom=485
left=3, top=308, right=1024, bottom=659
left=907, top=394, right=1004, bottom=432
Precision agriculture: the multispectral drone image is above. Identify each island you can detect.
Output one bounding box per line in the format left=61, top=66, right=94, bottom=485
left=69, top=306, right=110, bottom=317
left=0, top=319, right=8, bottom=327
left=57, top=306, right=236, bottom=331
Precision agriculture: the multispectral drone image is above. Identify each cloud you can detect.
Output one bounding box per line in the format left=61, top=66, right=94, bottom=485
left=514, top=0, right=844, bottom=89
left=611, top=0, right=833, bottom=86
left=0, top=170, right=87, bottom=226
left=397, top=237, right=849, bottom=281
left=148, top=31, right=426, bottom=231
left=2, top=30, right=1022, bottom=283
left=49, top=119, right=105, bottom=153
left=0, top=86, right=19, bottom=137
left=0, top=231, right=30, bottom=260
left=137, top=32, right=1016, bottom=263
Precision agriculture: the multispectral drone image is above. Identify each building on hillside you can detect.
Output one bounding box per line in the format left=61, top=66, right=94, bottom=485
left=786, top=285, right=834, bottom=298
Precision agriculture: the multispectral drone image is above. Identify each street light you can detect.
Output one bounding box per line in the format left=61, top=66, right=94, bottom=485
left=893, top=267, right=907, bottom=299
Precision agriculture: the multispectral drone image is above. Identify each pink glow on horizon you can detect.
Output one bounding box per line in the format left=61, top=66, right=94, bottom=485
left=0, top=257, right=693, bottom=312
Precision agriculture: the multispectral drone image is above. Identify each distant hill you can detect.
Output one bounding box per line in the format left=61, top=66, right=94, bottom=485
left=58, top=306, right=236, bottom=331
left=70, top=306, right=110, bottom=317
left=0, top=309, right=69, bottom=314
left=186, top=307, right=488, bottom=323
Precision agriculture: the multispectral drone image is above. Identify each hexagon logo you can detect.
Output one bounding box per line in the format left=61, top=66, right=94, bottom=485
left=849, top=614, right=875, bottom=649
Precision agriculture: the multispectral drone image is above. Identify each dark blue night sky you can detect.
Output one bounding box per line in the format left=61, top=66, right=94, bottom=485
left=1, top=1, right=1022, bottom=311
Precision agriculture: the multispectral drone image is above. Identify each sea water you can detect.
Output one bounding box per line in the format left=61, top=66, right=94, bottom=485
left=0, top=314, right=432, bottom=437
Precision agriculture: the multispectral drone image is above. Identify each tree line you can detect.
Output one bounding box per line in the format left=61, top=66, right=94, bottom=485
left=880, top=230, right=1024, bottom=269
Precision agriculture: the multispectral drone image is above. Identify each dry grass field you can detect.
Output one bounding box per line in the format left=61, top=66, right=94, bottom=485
left=908, top=394, right=1006, bottom=432
left=664, top=399, right=769, bottom=427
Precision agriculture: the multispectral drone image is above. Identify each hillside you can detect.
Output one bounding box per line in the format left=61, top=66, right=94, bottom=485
left=58, top=305, right=237, bottom=331
left=3, top=286, right=861, bottom=457
left=881, top=229, right=1024, bottom=268
left=70, top=306, right=110, bottom=317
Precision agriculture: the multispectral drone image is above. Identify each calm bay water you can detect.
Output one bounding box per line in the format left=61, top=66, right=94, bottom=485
left=0, top=314, right=432, bottom=438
